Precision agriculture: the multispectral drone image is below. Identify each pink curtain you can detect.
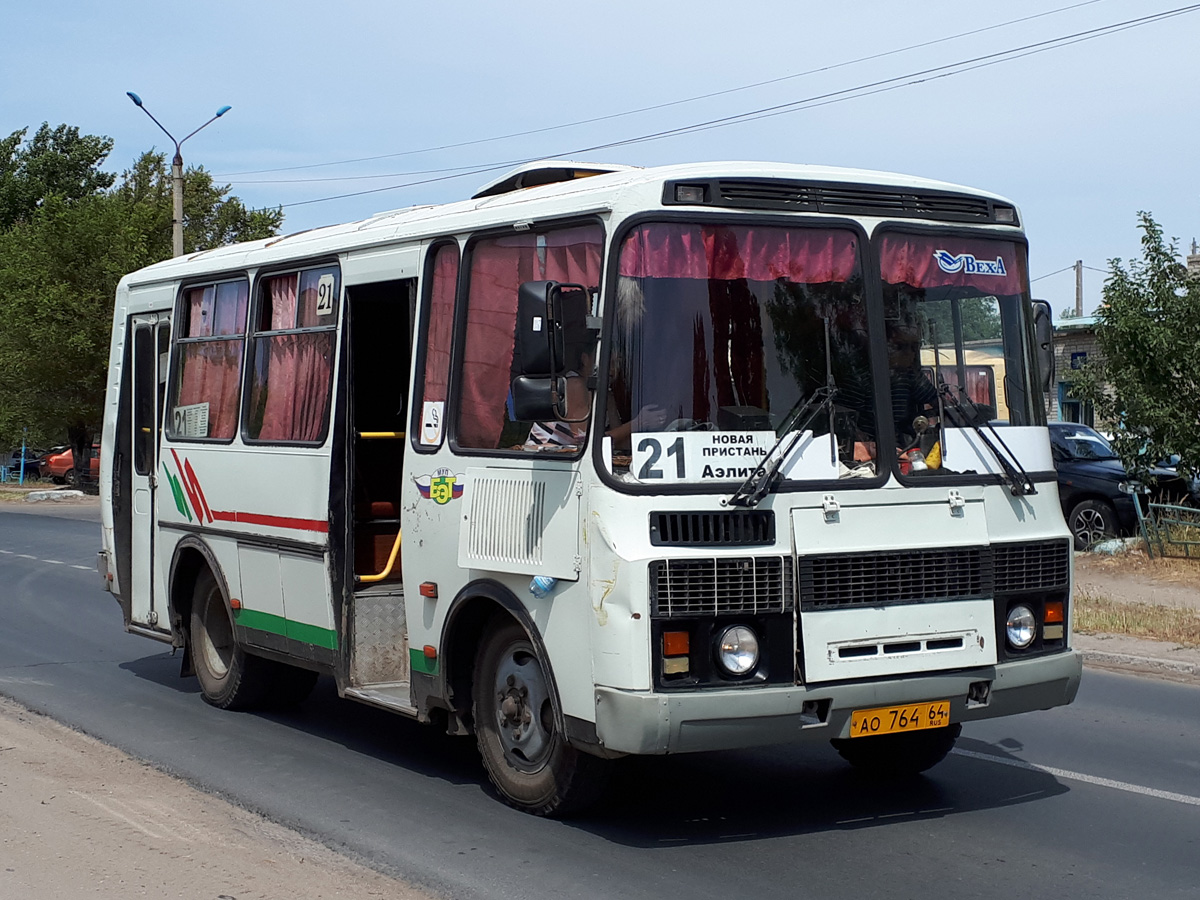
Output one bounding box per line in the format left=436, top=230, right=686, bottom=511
left=176, top=342, right=243, bottom=439
left=618, top=223, right=858, bottom=282
left=879, top=234, right=1027, bottom=295
left=458, top=226, right=603, bottom=449
left=422, top=244, right=459, bottom=404
left=175, top=281, right=248, bottom=439
left=250, top=272, right=335, bottom=442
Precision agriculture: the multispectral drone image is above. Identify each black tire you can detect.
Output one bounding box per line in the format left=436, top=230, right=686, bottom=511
left=189, top=569, right=272, bottom=710
left=62, top=468, right=76, bottom=488
left=472, top=617, right=608, bottom=816
left=1068, top=499, right=1116, bottom=551
left=832, top=723, right=962, bottom=777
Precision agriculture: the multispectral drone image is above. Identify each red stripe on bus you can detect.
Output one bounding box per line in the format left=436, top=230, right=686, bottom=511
left=171, top=449, right=207, bottom=524
left=210, top=510, right=329, bottom=533
left=183, top=457, right=213, bottom=523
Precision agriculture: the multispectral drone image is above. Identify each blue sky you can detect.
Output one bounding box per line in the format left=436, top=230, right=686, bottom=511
left=4, top=0, right=1197, bottom=315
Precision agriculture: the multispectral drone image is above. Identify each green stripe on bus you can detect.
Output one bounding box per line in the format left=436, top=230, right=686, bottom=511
left=232, top=608, right=339, bottom=651
left=410, top=647, right=438, bottom=676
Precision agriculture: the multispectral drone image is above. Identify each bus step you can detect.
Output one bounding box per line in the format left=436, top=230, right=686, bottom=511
left=344, top=683, right=417, bottom=717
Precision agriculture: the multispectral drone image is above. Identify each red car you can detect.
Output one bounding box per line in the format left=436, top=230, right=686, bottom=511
left=41, top=444, right=100, bottom=487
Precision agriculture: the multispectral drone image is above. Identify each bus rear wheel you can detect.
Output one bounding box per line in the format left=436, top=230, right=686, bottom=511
left=472, top=617, right=607, bottom=816
left=190, top=569, right=270, bottom=710
left=832, top=723, right=962, bottom=776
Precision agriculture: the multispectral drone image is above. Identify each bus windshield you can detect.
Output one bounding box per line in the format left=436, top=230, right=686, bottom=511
left=604, top=223, right=1040, bottom=484
left=606, top=222, right=875, bottom=481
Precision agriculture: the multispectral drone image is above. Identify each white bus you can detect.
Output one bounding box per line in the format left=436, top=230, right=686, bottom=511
left=98, top=160, right=1081, bottom=815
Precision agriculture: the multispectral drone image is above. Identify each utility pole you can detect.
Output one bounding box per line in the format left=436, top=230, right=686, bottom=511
left=126, top=93, right=232, bottom=257
left=1074, top=260, right=1083, bottom=317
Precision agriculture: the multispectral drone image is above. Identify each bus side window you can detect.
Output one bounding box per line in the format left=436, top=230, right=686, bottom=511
left=166, top=279, right=249, bottom=441
left=455, top=224, right=604, bottom=452
left=244, top=267, right=339, bottom=444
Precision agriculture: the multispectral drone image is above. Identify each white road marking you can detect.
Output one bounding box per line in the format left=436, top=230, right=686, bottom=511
left=953, top=747, right=1200, bottom=807
left=44, top=559, right=63, bottom=565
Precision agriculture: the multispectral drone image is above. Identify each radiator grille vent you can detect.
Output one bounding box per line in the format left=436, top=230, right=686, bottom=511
left=650, top=556, right=794, bottom=617
left=650, top=510, right=775, bottom=546
left=799, top=547, right=991, bottom=610
left=464, top=476, right=546, bottom=565
left=710, top=179, right=1001, bottom=223
left=993, top=539, right=1071, bottom=592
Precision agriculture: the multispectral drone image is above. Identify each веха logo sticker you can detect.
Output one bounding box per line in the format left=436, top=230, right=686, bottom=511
left=933, top=250, right=1007, bottom=276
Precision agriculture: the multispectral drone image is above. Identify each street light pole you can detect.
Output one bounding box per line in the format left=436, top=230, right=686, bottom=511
left=125, top=92, right=232, bottom=257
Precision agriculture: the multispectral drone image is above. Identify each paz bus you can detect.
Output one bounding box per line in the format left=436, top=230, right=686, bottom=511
left=98, top=160, right=1081, bottom=815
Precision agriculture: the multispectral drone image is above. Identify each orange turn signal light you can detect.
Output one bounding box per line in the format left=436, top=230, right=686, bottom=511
left=1044, top=601, right=1064, bottom=624
left=663, top=631, right=690, bottom=657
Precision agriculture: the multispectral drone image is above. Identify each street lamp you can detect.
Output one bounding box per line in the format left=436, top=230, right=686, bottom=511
left=126, top=92, right=232, bottom=257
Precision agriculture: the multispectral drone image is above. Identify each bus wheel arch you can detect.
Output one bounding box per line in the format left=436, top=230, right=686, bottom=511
left=167, top=538, right=226, bottom=653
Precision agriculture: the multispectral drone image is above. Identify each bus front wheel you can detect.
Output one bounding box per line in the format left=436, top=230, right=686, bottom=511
left=831, top=723, right=962, bottom=776
left=190, top=568, right=270, bottom=710
left=472, top=617, right=607, bottom=816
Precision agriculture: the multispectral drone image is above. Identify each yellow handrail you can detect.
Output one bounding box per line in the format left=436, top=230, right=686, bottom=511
left=357, top=431, right=406, bottom=439
left=356, top=529, right=402, bottom=583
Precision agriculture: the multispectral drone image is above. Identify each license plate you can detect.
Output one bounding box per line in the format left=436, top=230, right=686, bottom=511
left=850, top=700, right=951, bottom=737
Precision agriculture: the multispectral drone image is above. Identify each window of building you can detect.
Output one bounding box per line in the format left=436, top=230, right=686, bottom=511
left=167, top=279, right=249, bottom=441
left=244, top=265, right=339, bottom=444
left=455, top=223, right=604, bottom=452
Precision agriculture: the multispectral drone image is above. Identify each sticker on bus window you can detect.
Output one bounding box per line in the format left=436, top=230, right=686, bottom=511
left=420, top=401, right=444, bottom=446
left=630, top=430, right=838, bottom=483
left=172, top=402, right=210, bottom=438
left=316, top=273, right=336, bottom=316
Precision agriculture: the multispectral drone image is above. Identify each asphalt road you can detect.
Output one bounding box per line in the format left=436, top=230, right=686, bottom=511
left=2, top=506, right=1198, bottom=900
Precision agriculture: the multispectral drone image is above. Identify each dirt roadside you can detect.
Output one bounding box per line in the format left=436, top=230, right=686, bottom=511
left=0, top=697, right=436, bottom=900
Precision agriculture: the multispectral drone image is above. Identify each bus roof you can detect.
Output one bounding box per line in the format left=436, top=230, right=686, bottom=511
left=118, top=160, right=1018, bottom=290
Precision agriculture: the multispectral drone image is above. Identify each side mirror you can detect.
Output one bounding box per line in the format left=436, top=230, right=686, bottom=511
left=513, top=280, right=594, bottom=420
left=1031, top=299, right=1054, bottom=393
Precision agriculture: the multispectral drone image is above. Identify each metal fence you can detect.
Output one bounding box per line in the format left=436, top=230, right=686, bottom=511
left=1137, top=500, right=1200, bottom=559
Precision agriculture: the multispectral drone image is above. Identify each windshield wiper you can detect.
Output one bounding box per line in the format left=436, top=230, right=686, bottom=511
left=728, top=317, right=838, bottom=508
left=726, top=385, right=837, bottom=507
left=938, top=384, right=1036, bottom=496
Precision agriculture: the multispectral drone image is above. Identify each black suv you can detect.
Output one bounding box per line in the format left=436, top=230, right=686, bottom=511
left=1048, top=423, right=1191, bottom=550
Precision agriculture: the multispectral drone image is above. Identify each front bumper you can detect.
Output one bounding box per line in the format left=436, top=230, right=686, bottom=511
left=593, top=650, right=1082, bottom=755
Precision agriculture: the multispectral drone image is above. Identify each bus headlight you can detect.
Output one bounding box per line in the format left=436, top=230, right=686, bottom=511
left=1005, top=604, right=1037, bottom=650
left=715, top=625, right=759, bottom=675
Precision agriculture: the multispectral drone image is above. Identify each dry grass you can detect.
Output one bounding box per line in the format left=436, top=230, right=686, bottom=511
left=1075, top=590, right=1200, bottom=647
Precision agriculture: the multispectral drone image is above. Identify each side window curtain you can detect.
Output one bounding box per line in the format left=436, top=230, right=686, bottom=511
left=413, top=242, right=459, bottom=448
left=455, top=224, right=604, bottom=451
left=245, top=265, right=340, bottom=444
left=166, top=279, right=249, bottom=441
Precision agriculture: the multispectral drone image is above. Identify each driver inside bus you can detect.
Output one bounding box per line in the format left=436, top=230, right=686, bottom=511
left=887, top=322, right=939, bottom=448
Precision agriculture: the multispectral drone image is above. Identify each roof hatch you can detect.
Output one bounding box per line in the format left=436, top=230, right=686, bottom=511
left=472, top=160, right=635, bottom=199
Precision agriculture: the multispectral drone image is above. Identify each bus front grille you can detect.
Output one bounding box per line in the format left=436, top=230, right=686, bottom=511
left=799, top=547, right=992, bottom=610
left=650, top=556, right=794, bottom=618
left=993, top=539, right=1071, bottom=592
left=649, top=510, right=775, bottom=546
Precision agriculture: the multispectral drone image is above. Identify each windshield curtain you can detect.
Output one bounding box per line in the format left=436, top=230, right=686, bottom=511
left=607, top=222, right=874, bottom=479
left=876, top=232, right=1040, bottom=475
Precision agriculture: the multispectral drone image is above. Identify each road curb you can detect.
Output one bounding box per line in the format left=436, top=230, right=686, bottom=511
left=23, top=490, right=85, bottom=502
left=1081, top=648, right=1200, bottom=682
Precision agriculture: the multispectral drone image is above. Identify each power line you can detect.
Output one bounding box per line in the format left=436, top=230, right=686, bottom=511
left=272, top=4, right=1200, bottom=210
left=219, top=0, right=1109, bottom=180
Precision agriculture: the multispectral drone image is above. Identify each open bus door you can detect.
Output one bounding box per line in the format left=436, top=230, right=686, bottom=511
left=129, top=313, right=171, bottom=630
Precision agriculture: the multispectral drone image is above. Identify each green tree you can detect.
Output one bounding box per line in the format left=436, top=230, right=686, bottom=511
left=0, top=123, right=116, bottom=229
left=0, top=126, right=283, bottom=479
left=1070, top=213, right=1200, bottom=481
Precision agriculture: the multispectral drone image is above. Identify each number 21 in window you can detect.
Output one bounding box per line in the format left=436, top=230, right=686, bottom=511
left=316, top=273, right=336, bottom=316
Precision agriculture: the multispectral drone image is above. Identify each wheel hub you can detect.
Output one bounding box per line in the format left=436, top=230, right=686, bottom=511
left=492, top=647, right=551, bottom=769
